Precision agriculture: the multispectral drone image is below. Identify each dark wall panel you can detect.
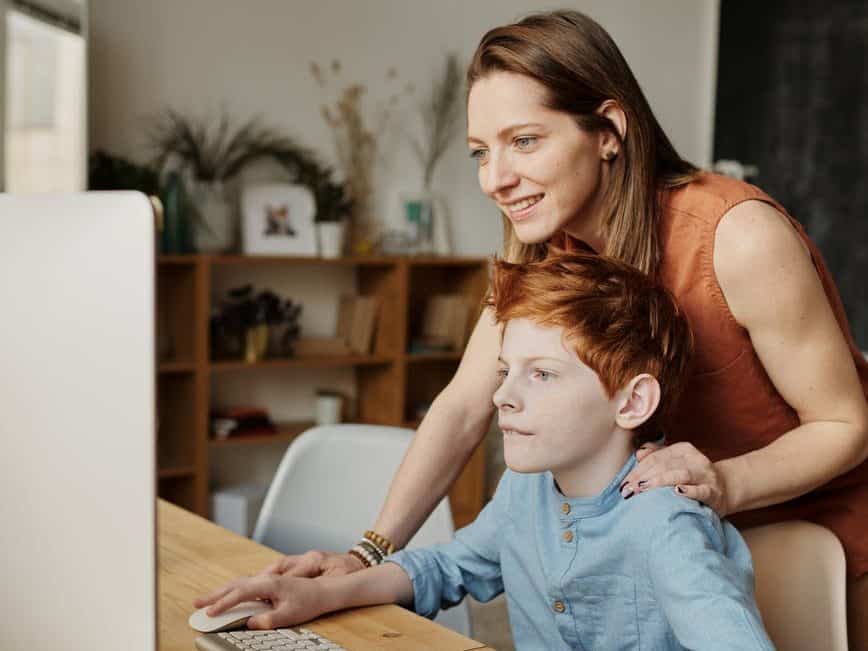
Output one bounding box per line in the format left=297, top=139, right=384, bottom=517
left=715, top=0, right=868, bottom=348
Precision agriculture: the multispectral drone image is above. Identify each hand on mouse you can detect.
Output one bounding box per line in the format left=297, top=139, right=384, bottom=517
left=193, top=574, right=327, bottom=629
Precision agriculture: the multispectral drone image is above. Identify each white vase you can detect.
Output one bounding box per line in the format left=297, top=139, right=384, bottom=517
left=316, top=221, right=346, bottom=258
left=191, top=180, right=234, bottom=253
left=315, top=392, right=343, bottom=425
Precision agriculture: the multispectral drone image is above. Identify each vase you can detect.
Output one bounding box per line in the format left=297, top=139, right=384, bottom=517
left=244, top=324, right=269, bottom=363
left=191, top=180, right=234, bottom=253
left=402, top=191, right=452, bottom=256
left=160, top=171, right=194, bottom=254
left=316, top=221, right=346, bottom=258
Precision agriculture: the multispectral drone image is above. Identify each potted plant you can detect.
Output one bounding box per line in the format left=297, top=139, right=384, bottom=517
left=149, top=110, right=351, bottom=254
left=210, top=285, right=302, bottom=362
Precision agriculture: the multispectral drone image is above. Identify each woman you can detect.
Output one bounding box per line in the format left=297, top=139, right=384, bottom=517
left=201, top=10, right=868, bottom=644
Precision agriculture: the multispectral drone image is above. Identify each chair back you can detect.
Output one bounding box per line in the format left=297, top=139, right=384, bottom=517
left=253, top=424, right=472, bottom=636
left=742, top=520, right=848, bottom=651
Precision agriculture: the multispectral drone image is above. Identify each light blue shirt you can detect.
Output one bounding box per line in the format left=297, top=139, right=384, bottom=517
left=388, top=456, right=774, bottom=650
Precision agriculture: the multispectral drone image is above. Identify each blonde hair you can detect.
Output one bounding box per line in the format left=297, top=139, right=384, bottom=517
left=468, top=10, right=699, bottom=275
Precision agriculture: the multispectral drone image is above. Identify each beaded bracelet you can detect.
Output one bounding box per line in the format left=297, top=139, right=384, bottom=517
left=358, top=539, right=385, bottom=564
left=360, top=536, right=389, bottom=560
left=363, top=529, right=396, bottom=555
left=348, top=547, right=372, bottom=568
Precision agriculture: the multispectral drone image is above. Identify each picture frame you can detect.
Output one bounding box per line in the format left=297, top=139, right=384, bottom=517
left=241, top=183, right=317, bottom=256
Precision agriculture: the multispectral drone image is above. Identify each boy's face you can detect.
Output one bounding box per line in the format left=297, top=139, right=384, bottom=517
left=493, top=318, right=620, bottom=477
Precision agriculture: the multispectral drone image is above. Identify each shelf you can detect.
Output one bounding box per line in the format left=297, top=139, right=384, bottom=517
left=158, top=466, right=196, bottom=479
left=158, top=255, right=197, bottom=266
left=208, top=254, right=398, bottom=267
left=405, top=256, right=491, bottom=267
left=209, top=421, right=314, bottom=447
left=404, top=351, right=463, bottom=363
left=158, top=361, right=196, bottom=374
left=210, top=354, right=394, bottom=372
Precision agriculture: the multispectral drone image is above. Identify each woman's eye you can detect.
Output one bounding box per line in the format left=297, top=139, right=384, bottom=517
left=533, top=369, right=552, bottom=381
left=469, top=148, right=488, bottom=162
left=514, top=136, right=537, bottom=150
left=496, top=368, right=508, bottom=380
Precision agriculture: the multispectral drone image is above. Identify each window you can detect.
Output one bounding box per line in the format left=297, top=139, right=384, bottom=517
left=5, top=6, right=85, bottom=192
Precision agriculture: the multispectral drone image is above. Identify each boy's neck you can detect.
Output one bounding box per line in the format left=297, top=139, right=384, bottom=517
left=552, top=433, right=634, bottom=498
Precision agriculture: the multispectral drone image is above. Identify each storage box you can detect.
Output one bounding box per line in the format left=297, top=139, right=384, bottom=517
left=211, top=483, right=268, bottom=537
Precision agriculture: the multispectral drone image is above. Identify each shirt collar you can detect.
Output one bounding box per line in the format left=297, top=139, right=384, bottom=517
left=551, top=454, right=637, bottom=519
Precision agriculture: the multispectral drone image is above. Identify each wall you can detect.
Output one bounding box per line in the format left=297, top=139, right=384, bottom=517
left=87, top=0, right=720, bottom=489
left=88, top=0, right=720, bottom=256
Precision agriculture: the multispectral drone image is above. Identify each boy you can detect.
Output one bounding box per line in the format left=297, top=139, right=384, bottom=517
left=197, top=253, right=774, bottom=650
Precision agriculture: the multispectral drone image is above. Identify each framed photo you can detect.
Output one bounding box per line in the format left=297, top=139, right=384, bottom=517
left=241, top=183, right=317, bottom=256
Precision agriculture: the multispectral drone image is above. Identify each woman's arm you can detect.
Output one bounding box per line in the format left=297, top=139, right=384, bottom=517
left=712, top=200, right=868, bottom=513
left=624, top=200, right=868, bottom=515
left=252, top=307, right=503, bottom=578
left=373, top=306, right=502, bottom=548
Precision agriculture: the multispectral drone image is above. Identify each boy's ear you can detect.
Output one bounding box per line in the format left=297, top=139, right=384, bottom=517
left=614, top=374, right=661, bottom=430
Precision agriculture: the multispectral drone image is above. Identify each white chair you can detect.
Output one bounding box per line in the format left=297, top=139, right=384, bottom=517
left=252, top=424, right=473, bottom=637
left=742, top=521, right=848, bottom=651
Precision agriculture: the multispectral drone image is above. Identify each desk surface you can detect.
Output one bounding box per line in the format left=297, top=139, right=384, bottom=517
left=158, top=499, right=493, bottom=651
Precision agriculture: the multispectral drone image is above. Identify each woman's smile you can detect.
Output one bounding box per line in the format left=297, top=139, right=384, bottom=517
left=501, top=194, right=545, bottom=221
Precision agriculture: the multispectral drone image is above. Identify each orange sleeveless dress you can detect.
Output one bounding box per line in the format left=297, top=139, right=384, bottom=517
left=557, top=172, right=868, bottom=578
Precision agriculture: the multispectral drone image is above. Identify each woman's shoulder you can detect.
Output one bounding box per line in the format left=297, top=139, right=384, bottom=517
left=663, top=171, right=775, bottom=227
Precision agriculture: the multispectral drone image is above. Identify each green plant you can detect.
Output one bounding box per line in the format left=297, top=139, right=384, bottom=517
left=88, top=150, right=161, bottom=194
left=147, top=110, right=352, bottom=222
left=410, top=53, right=463, bottom=189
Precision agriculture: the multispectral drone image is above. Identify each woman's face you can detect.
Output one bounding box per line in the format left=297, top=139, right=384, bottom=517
left=467, top=72, right=610, bottom=245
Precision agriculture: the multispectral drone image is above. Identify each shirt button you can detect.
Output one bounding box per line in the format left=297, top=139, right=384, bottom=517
left=553, top=600, right=566, bottom=613
left=562, top=530, right=574, bottom=543
left=561, top=503, right=571, bottom=515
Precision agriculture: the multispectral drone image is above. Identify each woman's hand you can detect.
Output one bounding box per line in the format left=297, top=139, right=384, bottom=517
left=257, top=550, right=365, bottom=578
left=192, top=574, right=327, bottom=630
left=621, top=442, right=730, bottom=516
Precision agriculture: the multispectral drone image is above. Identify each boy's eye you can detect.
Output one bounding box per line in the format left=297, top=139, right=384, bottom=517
left=496, top=368, right=508, bottom=380
left=514, top=136, right=537, bottom=150
left=533, top=369, right=553, bottom=381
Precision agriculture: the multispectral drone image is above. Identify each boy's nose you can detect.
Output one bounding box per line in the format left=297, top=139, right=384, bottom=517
left=492, top=381, right=520, bottom=412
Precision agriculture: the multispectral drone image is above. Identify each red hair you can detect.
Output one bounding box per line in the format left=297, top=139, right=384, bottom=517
left=487, top=252, right=693, bottom=445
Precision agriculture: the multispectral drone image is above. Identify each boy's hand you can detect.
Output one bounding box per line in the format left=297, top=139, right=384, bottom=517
left=258, top=550, right=365, bottom=578
left=193, top=575, right=327, bottom=629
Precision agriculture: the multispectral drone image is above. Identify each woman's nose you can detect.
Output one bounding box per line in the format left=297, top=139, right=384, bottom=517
left=479, top=152, right=520, bottom=197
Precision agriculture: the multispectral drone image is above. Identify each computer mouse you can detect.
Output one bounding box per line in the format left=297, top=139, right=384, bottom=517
left=188, top=600, right=272, bottom=633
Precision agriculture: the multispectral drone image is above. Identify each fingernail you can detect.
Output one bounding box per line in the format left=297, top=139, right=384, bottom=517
left=620, top=485, right=633, bottom=499
left=676, top=485, right=685, bottom=494
left=638, top=480, right=647, bottom=489
left=619, top=480, right=629, bottom=492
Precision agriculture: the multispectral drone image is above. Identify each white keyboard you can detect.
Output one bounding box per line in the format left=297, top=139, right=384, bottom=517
left=194, top=627, right=347, bottom=650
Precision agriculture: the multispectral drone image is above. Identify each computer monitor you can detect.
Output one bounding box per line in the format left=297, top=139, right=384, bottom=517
left=0, top=192, right=156, bottom=650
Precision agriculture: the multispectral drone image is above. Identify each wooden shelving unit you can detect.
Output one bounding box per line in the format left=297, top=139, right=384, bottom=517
left=156, top=254, right=489, bottom=529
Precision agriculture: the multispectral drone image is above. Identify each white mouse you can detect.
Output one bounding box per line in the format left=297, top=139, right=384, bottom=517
left=188, top=600, right=272, bottom=633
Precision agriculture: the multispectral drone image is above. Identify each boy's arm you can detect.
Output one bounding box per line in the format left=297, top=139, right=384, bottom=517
left=383, top=472, right=511, bottom=619
left=317, top=562, right=414, bottom=610
left=647, top=510, right=775, bottom=650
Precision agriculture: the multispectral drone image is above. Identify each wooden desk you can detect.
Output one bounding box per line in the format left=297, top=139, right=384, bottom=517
left=158, top=500, right=493, bottom=650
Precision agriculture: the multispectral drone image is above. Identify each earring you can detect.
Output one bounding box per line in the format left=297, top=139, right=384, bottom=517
left=604, top=150, right=618, bottom=161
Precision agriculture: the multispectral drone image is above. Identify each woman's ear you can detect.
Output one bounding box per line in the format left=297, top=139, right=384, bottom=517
left=596, top=100, right=627, bottom=159
left=614, top=374, right=661, bottom=431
